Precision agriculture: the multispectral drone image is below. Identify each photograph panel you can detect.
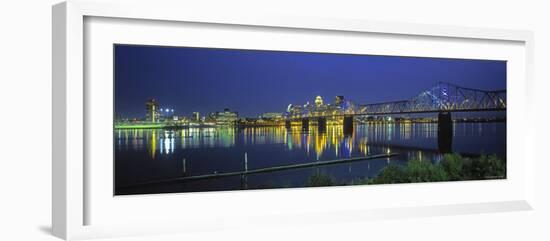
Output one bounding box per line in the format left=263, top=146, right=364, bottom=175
left=113, top=45, right=506, bottom=195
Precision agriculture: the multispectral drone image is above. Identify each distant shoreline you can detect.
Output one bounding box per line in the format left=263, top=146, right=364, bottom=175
left=114, top=119, right=505, bottom=130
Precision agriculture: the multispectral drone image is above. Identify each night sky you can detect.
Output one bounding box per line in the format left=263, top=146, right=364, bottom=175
left=114, top=44, right=506, bottom=118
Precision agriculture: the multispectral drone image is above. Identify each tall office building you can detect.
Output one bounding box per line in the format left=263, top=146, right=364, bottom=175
left=335, top=96, right=344, bottom=106
left=192, top=112, right=200, bottom=122
left=315, top=96, right=324, bottom=107
left=145, top=98, right=159, bottom=122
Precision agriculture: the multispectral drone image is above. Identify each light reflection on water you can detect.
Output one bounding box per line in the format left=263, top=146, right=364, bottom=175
left=116, top=123, right=447, bottom=160
left=115, top=122, right=505, bottom=194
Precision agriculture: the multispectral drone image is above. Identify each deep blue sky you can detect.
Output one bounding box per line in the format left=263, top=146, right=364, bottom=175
left=114, top=45, right=506, bottom=118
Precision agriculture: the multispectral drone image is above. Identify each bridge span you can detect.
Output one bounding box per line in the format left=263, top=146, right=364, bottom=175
left=283, top=82, right=506, bottom=153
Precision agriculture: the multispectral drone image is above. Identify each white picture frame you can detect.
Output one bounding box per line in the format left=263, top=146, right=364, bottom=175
left=52, top=0, right=535, bottom=240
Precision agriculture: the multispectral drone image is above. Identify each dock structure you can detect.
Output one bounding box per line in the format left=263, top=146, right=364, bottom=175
left=123, top=153, right=399, bottom=189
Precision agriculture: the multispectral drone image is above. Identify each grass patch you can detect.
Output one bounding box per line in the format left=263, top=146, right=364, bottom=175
left=368, top=153, right=506, bottom=184
left=302, top=153, right=505, bottom=187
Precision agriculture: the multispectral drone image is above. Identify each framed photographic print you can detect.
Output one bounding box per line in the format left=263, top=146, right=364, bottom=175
left=53, top=0, right=535, bottom=240
left=113, top=44, right=507, bottom=195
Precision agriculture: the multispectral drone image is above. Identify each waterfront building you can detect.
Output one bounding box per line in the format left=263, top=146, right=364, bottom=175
left=192, top=112, right=200, bottom=122
left=287, top=104, right=304, bottom=118
left=315, top=96, right=324, bottom=107
left=212, top=108, right=239, bottom=125
left=285, top=95, right=347, bottom=119
left=261, top=112, right=283, bottom=120
left=335, top=96, right=344, bottom=106
left=145, top=98, right=160, bottom=122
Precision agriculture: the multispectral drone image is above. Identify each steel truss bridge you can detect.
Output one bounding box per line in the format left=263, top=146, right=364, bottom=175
left=286, top=82, right=506, bottom=120
left=284, top=82, right=505, bottom=153
left=358, top=82, right=506, bottom=115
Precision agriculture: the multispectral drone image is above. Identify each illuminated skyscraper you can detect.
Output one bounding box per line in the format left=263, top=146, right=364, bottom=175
left=145, top=98, right=159, bottom=122
left=315, top=96, right=324, bottom=107
left=192, top=112, right=200, bottom=122
left=335, top=96, right=344, bottom=106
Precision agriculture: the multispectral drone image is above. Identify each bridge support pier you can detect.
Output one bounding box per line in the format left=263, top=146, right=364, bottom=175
left=317, top=117, right=327, bottom=133
left=285, top=120, right=291, bottom=129
left=437, top=111, right=453, bottom=154
left=343, top=115, right=354, bottom=135
left=302, top=118, right=309, bottom=131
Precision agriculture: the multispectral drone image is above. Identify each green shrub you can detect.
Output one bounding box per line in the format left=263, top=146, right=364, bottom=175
left=486, top=154, right=506, bottom=178
left=343, top=153, right=506, bottom=185
left=465, top=154, right=506, bottom=179
left=441, top=153, right=464, bottom=180
left=370, top=164, right=407, bottom=184
left=405, top=160, right=448, bottom=182
left=370, top=159, right=449, bottom=184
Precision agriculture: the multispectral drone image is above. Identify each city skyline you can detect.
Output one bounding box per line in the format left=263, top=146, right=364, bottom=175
left=114, top=44, right=506, bottom=119
left=129, top=94, right=349, bottom=120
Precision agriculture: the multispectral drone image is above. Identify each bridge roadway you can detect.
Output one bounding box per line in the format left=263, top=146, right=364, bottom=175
left=285, top=107, right=506, bottom=121
left=285, top=81, right=506, bottom=137
left=285, top=111, right=463, bottom=153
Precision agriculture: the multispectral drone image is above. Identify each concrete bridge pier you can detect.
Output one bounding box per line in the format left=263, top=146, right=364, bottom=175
left=343, top=115, right=354, bottom=135
left=437, top=111, right=453, bottom=154
left=317, top=117, right=327, bottom=133
left=302, top=117, right=309, bottom=131
left=285, top=120, right=291, bottom=129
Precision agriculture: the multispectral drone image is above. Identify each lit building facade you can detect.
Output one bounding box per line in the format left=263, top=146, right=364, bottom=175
left=335, top=96, right=344, bottom=106
left=287, top=104, right=305, bottom=118
left=211, top=108, right=239, bottom=125
left=261, top=112, right=283, bottom=120
left=315, top=95, right=324, bottom=107
left=145, top=98, right=159, bottom=122
left=285, top=95, right=348, bottom=119
left=192, top=112, right=200, bottom=122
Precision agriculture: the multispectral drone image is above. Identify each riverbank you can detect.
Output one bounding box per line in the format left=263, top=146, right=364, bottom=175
left=115, top=123, right=166, bottom=129
left=307, top=153, right=506, bottom=186
left=114, top=118, right=506, bottom=130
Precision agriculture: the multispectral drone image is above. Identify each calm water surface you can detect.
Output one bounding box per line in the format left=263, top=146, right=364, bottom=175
left=115, top=122, right=505, bottom=194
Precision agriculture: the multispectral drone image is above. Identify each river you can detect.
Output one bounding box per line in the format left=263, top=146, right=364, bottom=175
left=114, top=122, right=506, bottom=195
